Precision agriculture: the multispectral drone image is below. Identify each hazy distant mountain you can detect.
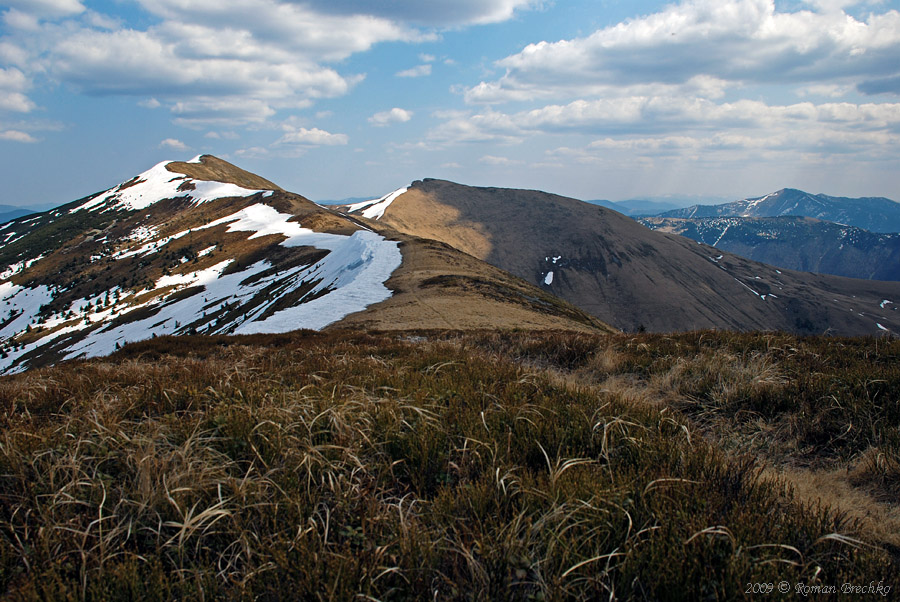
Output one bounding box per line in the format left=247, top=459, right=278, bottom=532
left=339, top=179, right=900, bottom=335
left=658, top=188, right=900, bottom=233
left=315, top=196, right=374, bottom=206
left=0, top=157, right=607, bottom=373
left=588, top=199, right=684, bottom=216
left=640, top=216, right=900, bottom=281
left=0, top=205, right=34, bottom=224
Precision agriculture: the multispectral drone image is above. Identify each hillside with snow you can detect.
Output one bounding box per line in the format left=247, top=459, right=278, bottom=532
left=0, top=156, right=402, bottom=373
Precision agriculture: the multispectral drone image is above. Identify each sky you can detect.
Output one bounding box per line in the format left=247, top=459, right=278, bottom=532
left=0, top=0, right=899, bottom=209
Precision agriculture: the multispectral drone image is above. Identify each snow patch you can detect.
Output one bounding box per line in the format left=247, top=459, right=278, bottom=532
left=881, top=299, right=893, bottom=309
left=71, top=161, right=266, bottom=213
left=345, top=187, right=408, bottom=220
left=0, top=255, right=44, bottom=281
left=544, top=271, right=554, bottom=285
left=713, top=225, right=730, bottom=247
left=877, top=323, right=889, bottom=331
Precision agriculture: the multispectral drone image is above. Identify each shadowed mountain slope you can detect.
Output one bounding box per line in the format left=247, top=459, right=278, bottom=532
left=340, top=179, right=900, bottom=335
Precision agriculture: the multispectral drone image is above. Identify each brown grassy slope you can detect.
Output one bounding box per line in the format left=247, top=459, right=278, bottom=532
left=0, top=330, right=895, bottom=600
left=457, top=330, right=900, bottom=552
left=166, top=155, right=284, bottom=191
left=335, top=227, right=615, bottom=333
left=347, top=179, right=900, bottom=336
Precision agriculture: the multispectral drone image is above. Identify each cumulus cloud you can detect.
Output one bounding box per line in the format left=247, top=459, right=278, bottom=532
left=439, top=97, right=900, bottom=141
left=0, top=129, right=37, bottom=143
left=466, top=0, right=900, bottom=103
left=427, top=97, right=900, bottom=159
left=159, top=138, right=189, bottom=151
left=298, top=0, right=538, bottom=26
left=369, top=107, right=413, bottom=126
left=0, top=0, right=539, bottom=129
left=480, top=155, right=522, bottom=165
left=278, top=126, right=348, bottom=146
left=0, top=67, right=35, bottom=113
left=396, top=64, right=432, bottom=78
left=3, top=0, right=84, bottom=18
left=205, top=131, right=240, bottom=140
left=2, top=0, right=440, bottom=128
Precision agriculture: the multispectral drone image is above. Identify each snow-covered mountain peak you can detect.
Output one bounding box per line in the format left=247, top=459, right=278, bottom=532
left=72, top=160, right=270, bottom=214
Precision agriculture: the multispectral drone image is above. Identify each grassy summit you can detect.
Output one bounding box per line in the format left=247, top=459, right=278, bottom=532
left=1, top=330, right=897, bottom=599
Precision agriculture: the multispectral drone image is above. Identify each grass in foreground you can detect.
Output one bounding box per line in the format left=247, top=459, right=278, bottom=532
left=0, top=330, right=896, bottom=600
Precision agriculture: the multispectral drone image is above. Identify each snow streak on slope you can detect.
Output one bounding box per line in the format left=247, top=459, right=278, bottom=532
left=345, top=188, right=408, bottom=220
left=0, top=195, right=401, bottom=373
left=72, top=160, right=267, bottom=213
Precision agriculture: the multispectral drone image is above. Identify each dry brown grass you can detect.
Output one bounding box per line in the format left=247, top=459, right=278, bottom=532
left=1, top=329, right=897, bottom=600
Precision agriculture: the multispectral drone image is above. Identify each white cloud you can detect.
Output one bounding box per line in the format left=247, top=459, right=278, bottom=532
left=0, top=0, right=537, bottom=130
left=480, top=155, right=522, bottom=165
left=3, top=9, right=41, bottom=31
left=500, top=97, right=896, bottom=134
left=0, top=67, right=35, bottom=113
left=170, top=98, right=281, bottom=128
left=396, top=64, right=432, bottom=78
left=3, top=0, right=437, bottom=127
left=466, top=0, right=900, bottom=103
left=159, top=138, right=189, bottom=151
left=278, top=126, right=348, bottom=146
left=427, top=97, right=900, bottom=161
left=3, top=0, right=84, bottom=18
left=135, top=0, right=428, bottom=61
left=139, top=98, right=161, bottom=109
left=369, top=107, right=413, bottom=126
left=297, top=0, right=538, bottom=26
left=234, top=146, right=270, bottom=158
left=419, top=53, right=436, bottom=62
left=795, top=84, right=856, bottom=97
left=0, top=129, right=37, bottom=143
left=205, top=130, right=240, bottom=139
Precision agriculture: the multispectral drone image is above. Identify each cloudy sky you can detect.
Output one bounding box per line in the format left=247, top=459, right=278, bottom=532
left=1, top=0, right=899, bottom=208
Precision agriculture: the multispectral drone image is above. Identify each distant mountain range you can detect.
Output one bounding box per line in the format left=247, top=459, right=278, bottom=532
left=640, top=216, right=900, bottom=281
left=589, top=199, right=684, bottom=216
left=657, top=188, right=900, bottom=233
left=0, top=204, right=34, bottom=224
left=638, top=188, right=900, bottom=281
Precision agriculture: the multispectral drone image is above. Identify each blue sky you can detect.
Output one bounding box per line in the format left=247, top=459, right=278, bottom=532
left=1, top=0, right=899, bottom=208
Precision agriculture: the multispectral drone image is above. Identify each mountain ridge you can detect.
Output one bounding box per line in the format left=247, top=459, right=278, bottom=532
left=657, top=188, right=900, bottom=233
left=340, top=179, right=900, bottom=336
left=0, top=157, right=610, bottom=373
left=640, top=215, right=900, bottom=281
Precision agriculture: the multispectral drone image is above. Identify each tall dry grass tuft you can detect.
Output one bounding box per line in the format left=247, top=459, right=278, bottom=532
left=0, top=329, right=896, bottom=599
